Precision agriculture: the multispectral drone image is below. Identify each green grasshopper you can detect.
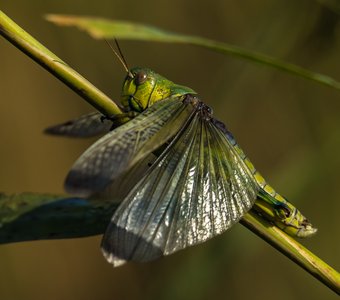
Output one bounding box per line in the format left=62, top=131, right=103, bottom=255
left=46, top=67, right=316, bottom=267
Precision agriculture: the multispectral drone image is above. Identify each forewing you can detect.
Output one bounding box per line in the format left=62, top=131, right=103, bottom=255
left=65, top=98, right=194, bottom=196
left=44, top=112, right=112, bottom=138
left=90, top=153, right=157, bottom=203
left=101, top=110, right=259, bottom=266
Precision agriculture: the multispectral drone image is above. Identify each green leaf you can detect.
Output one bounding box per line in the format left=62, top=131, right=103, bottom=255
left=0, top=192, right=118, bottom=243
left=46, top=14, right=340, bottom=91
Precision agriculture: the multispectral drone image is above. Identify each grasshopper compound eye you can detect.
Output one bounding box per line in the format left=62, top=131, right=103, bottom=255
left=134, top=71, right=148, bottom=85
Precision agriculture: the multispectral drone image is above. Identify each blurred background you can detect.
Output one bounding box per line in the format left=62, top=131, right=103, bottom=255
left=0, top=0, right=339, bottom=299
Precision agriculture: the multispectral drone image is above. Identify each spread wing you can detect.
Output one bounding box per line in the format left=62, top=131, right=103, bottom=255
left=101, top=109, right=259, bottom=266
left=65, top=98, right=194, bottom=196
left=44, top=112, right=112, bottom=138
left=90, top=153, right=157, bottom=203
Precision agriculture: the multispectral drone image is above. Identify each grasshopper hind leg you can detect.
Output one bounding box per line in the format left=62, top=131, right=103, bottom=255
left=254, top=189, right=317, bottom=238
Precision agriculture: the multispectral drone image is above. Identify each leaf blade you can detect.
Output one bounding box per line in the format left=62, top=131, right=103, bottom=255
left=46, top=14, right=340, bottom=91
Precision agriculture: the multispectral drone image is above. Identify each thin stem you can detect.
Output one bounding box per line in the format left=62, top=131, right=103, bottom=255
left=241, top=213, right=340, bottom=294
left=0, top=10, right=122, bottom=116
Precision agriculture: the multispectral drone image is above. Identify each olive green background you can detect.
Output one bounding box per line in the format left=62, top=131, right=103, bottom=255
left=0, top=1, right=339, bottom=299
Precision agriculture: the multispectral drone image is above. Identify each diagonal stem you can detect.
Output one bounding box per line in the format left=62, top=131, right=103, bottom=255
left=240, top=213, right=340, bottom=294
left=0, top=10, right=122, bottom=116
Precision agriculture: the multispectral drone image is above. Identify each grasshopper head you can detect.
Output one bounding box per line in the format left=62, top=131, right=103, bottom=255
left=120, top=67, right=196, bottom=112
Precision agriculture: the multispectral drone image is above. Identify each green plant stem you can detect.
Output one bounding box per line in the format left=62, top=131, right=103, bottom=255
left=0, top=10, right=122, bottom=116
left=240, top=214, right=340, bottom=294
left=0, top=10, right=339, bottom=294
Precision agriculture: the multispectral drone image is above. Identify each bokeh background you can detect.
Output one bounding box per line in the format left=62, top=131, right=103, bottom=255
left=0, top=1, right=339, bottom=299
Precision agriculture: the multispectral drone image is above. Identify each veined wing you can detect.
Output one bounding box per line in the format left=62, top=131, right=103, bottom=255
left=44, top=112, right=112, bottom=138
left=90, top=153, right=157, bottom=203
left=101, top=104, right=259, bottom=266
left=65, top=97, right=194, bottom=196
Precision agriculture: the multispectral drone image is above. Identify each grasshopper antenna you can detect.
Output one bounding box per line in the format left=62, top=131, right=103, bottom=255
left=105, top=39, right=133, bottom=77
